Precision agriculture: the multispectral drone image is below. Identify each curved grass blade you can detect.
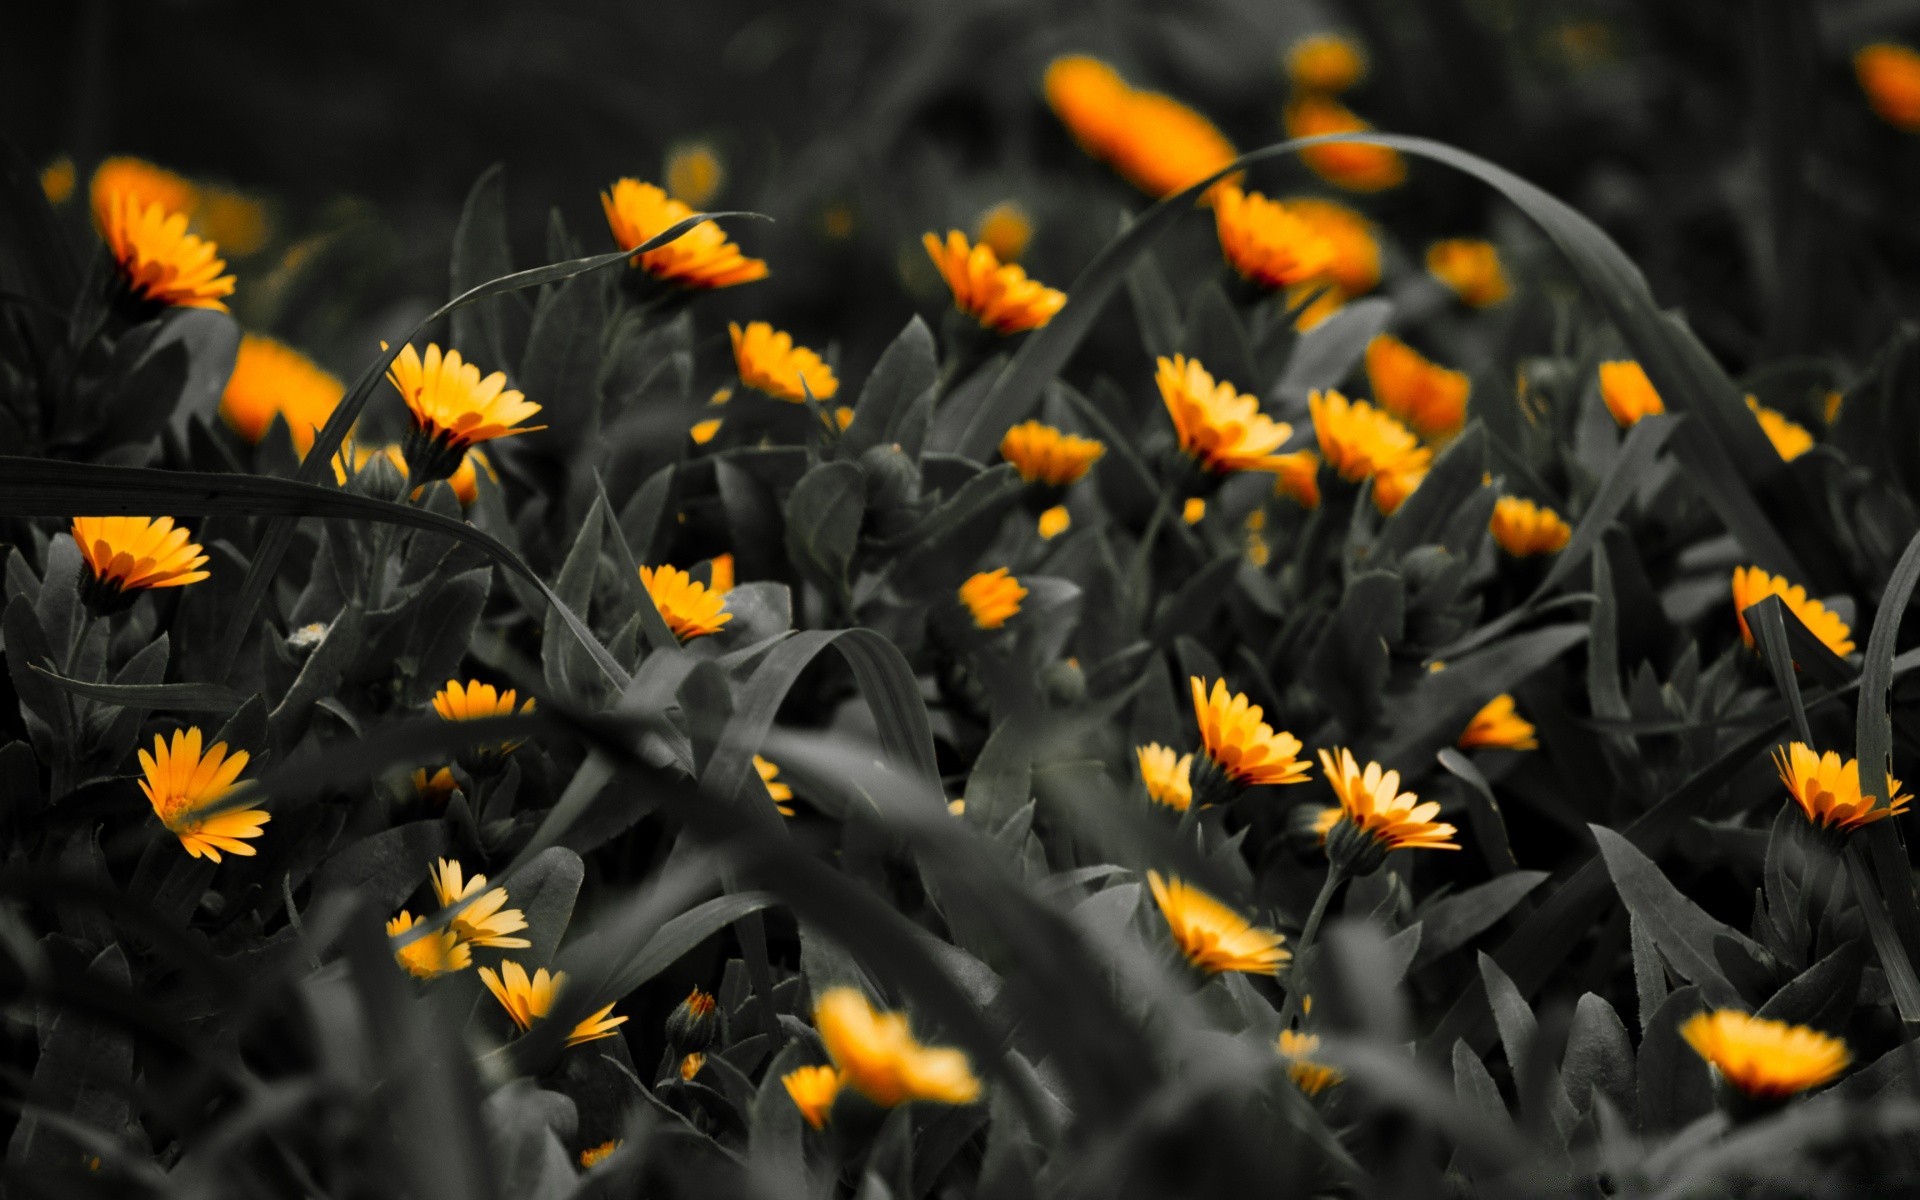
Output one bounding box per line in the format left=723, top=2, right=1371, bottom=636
left=1853, top=527, right=1920, bottom=1021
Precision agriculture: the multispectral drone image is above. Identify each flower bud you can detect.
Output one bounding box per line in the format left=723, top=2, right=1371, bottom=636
left=665, top=986, right=719, bottom=1052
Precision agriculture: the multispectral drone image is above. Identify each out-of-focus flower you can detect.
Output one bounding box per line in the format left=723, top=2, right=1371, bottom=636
left=138, top=728, right=268, bottom=861
left=1044, top=55, right=1238, bottom=198
left=579, top=1141, right=620, bottom=1169
left=1286, top=198, right=1381, bottom=328
left=923, top=231, right=1066, bottom=334
left=1284, top=96, right=1405, bottom=191
left=976, top=201, right=1033, bottom=261
left=1278, top=1029, right=1342, bottom=1095
left=1037, top=505, right=1072, bottom=539
left=222, top=334, right=344, bottom=454
left=1136, top=743, right=1195, bottom=811
left=429, top=858, right=531, bottom=949
left=480, top=961, right=628, bottom=1047
left=1598, top=360, right=1664, bottom=427
left=90, top=157, right=197, bottom=233
left=387, top=343, right=542, bottom=484
left=72, top=517, right=210, bottom=616
left=1286, top=34, right=1367, bottom=94
left=1773, top=742, right=1910, bottom=833
left=783, top=1065, right=843, bottom=1129
left=640, top=564, right=733, bottom=641
left=1365, top=334, right=1469, bottom=440
left=1746, top=396, right=1813, bottom=462
left=1273, top=451, right=1321, bottom=509
left=198, top=188, right=270, bottom=258
left=1730, top=566, right=1854, bottom=658
left=1856, top=44, right=1920, bottom=131
left=1680, top=1010, right=1849, bottom=1100
left=756, top=755, right=796, bottom=817
left=666, top=142, right=725, bottom=206
left=40, top=156, right=75, bottom=204
left=412, top=767, right=458, bottom=805
left=1426, top=239, right=1511, bottom=307
left=388, top=911, right=469, bottom=980
left=959, top=567, right=1026, bottom=630
left=1147, top=871, right=1290, bottom=975
left=1183, top=497, right=1207, bottom=524
left=100, top=196, right=234, bottom=313
left=1458, top=694, right=1538, bottom=751
left=730, top=321, right=838, bottom=402
left=1159, top=355, right=1297, bottom=476
left=814, top=988, right=980, bottom=1105
left=601, top=178, right=767, bottom=289
left=1489, top=497, right=1571, bottom=557
left=431, top=679, right=536, bottom=767
left=1212, top=186, right=1335, bottom=291
left=1309, top=390, right=1430, bottom=492
left=1001, top=420, right=1104, bottom=486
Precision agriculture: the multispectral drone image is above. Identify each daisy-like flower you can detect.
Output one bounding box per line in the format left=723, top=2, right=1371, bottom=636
left=431, top=679, right=536, bottom=770
left=1211, top=186, right=1336, bottom=292
left=71, top=516, right=211, bottom=616
left=1856, top=43, right=1920, bottom=131
left=90, top=156, right=197, bottom=234
left=958, top=567, right=1027, bottom=630
left=1273, top=451, right=1322, bottom=509
left=1146, top=871, right=1290, bottom=976
left=730, top=321, right=838, bottom=403
left=813, top=987, right=980, bottom=1106
left=1746, top=397, right=1813, bottom=462
left=756, top=755, right=796, bottom=817
left=601, top=178, right=767, bottom=290
left=1489, top=497, right=1572, bottom=557
left=412, top=766, right=459, bottom=806
left=1158, top=355, right=1297, bottom=477
left=1043, top=56, right=1239, bottom=199
left=1319, top=747, right=1459, bottom=873
left=1286, top=198, right=1381, bottom=329
left=1730, top=566, right=1854, bottom=658
left=100, top=195, right=235, bottom=314
left=1136, top=743, right=1195, bottom=812
left=1773, top=742, right=1910, bottom=834
left=976, top=201, right=1033, bottom=262
left=1284, top=96, right=1405, bottom=192
left=221, top=334, right=344, bottom=454
left=388, top=910, right=471, bottom=980
left=783, top=1064, right=844, bottom=1129
left=1286, top=34, right=1367, bottom=94
left=1037, top=505, right=1072, bottom=540
left=1370, top=463, right=1428, bottom=518
left=1189, top=676, right=1312, bottom=805
left=1001, top=420, right=1106, bottom=489
left=1308, top=390, right=1431, bottom=500
left=1598, top=360, right=1664, bottom=427
left=1278, top=1029, right=1342, bottom=1095
left=1680, top=1010, right=1850, bottom=1102
left=1365, top=334, right=1469, bottom=441
left=386, top=343, right=543, bottom=485
left=137, top=728, right=269, bottom=861
left=579, top=1140, right=621, bottom=1169
left=640, top=563, right=733, bottom=641
left=1458, top=694, right=1538, bottom=751
left=1426, top=239, right=1511, bottom=308
left=428, top=858, right=531, bottom=949
left=923, top=231, right=1066, bottom=335
left=665, top=142, right=725, bottom=207
left=479, top=961, right=629, bottom=1047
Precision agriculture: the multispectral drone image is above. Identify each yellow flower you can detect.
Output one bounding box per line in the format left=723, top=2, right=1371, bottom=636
left=1598, top=360, right=1664, bottom=427
left=1183, top=497, right=1207, bottom=525
left=1319, top=747, right=1460, bottom=856
left=1212, top=186, right=1336, bottom=291
left=1426, top=239, right=1511, bottom=307
left=387, top=910, right=470, bottom=980
left=814, top=987, right=981, bottom=1106
left=429, top=858, right=531, bottom=949
left=1278, top=1029, right=1342, bottom=1095
left=1244, top=507, right=1271, bottom=566
left=90, top=156, right=197, bottom=234
left=680, top=1052, right=706, bottom=1080
left=412, top=766, right=459, bottom=806
left=1190, top=676, right=1311, bottom=792
left=1365, top=334, right=1469, bottom=440
left=221, top=334, right=345, bottom=455
left=730, top=321, right=838, bottom=403
left=1856, top=43, right=1920, bottom=131
left=640, top=563, right=733, bottom=641
left=479, top=961, right=629, bottom=1047
left=198, top=188, right=269, bottom=258
left=1680, top=1010, right=1850, bottom=1100
left=958, top=567, right=1026, bottom=630
left=1146, top=871, right=1290, bottom=976
left=1285, top=198, right=1382, bottom=329
left=1284, top=96, right=1405, bottom=192
left=1286, top=34, right=1367, bottom=94
left=100, top=196, right=235, bottom=313
left=1773, top=742, right=1910, bottom=833
left=922, top=231, right=1066, bottom=335
left=1370, top=463, right=1427, bottom=517
left=1000, top=421, right=1105, bottom=487
left=1746, top=396, right=1813, bottom=462
left=691, top=417, right=724, bottom=445
left=708, top=553, right=735, bottom=595
left=1458, top=694, right=1538, bottom=751
left=1489, top=497, right=1572, bottom=557
left=601, top=178, right=767, bottom=290
left=666, top=142, right=725, bottom=206
left=387, top=342, right=543, bottom=484
left=71, top=517, right=210, bottom=617
left=975, top=201, right=1033, bottom=262
left=579, top=1140, right=620, bottom=1169
left=431, top=679, right=536, bottom=765
left=41, top=156, right=75, bottom=205
left=1309, top=390, right=1430, bottom=487
left=756, top=755, right=796, bottom=817
left=1043, top=55, right=1239, bottom=198
left=1310, top=805, right=1342, bottom=843
left=136, top=728, right=269, bottom=861
left=1730, top=566, right=1854, bottom=658
left=783, top=1064, right=843, bottom=1129
left=1158, top=355, right=1297, bottom=476
left=1037, top=505, right=1072, bottom=539
left=1273, top=451, right=1322, bottom=509
left=1136, top=743, right=1195, bottom=812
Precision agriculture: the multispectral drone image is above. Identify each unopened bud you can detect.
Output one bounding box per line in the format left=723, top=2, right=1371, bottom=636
left=666, top=986, right=719, bottom=1052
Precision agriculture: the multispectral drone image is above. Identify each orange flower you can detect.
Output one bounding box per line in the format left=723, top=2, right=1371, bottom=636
left=959, top=568, right=1026, bottom=630
left=1148, top=872, right=1290, bottom=976
left=1427, top=239, right=1511, bottom=307
left=1489, top=497, right=1571, bottom=557
left=137, top=728, right=270, bottom=862
left=1286, top=34, right=1367, bottom=94
left=221, top=334, right=344, bottom=454
left=1856, top=44, right=1920, bottom=131
left=783, top=1065, right=843, bottom=1129
left=1212, top=186, right=1335, bottom=291
left=1285, top=198, right=1381, bottom=329
left=1000, top=421, right=1105, bottom=487
left=665, top=142, right=725, bottom=207
left=100, top=195, right=235, bottom=313
left=1319, top=747, right=1459, bottom=862
left=480, top=961, right=628, bottom=1047
left=1309, top=389, right=1429, bottom=487
left=72, top=516, right=210, bottom=615
left=1730, top=566, right=1854, bottom=658
left=1598, top=361, right=1664, bottom=427
left=923, top=231, right=1065, bottom=335
left=1285, top=96, right=1405, bottom=192
left=975, top=201, right=1033, bottom=262
left=1746, top=397, right=1813, bottom=462
left=1190, top=676, right=1312, bottom=793
left=730, top=321, right=838, bottom=402
left=601, top=178, right=767, bottom=290
left=90, top=156, right=197, bottom=235
left=814, top=988, right=980, bottom=1106
left=1365, top=334, right=1469, bottom=440
left=641, top=563, right=732, bottom=641
left=387, top=343, right=542, bottom=484
left=1043, top=55, right=1238, bottom=198
left=1273, top=451, right=1321, bottom=509
left=1773, top=742, right=1910, bottom=833
left=1158, top=355, right=1298, bottom=476
left=1458, top=694, right=1537, bottom=751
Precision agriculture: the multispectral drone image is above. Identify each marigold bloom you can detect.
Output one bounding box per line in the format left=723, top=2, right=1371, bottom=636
left=221, top=334, right=344, bottom=454
left=1212, top=186, right=1335, bottom=292
left=1147, top=871, right=1290, bottom=976
left=1190, top=676, right=1312, bottom=792
left=1747, top=397, right=1813, bottom=462
left=1309, top=390, right=1429, bottom=488
left=1459, top=694, right=1538, bottom=751
left=976, top=201, right=1033, bottom=262
left=1278, top=1029, right=1342, bottom=1095
left=923, top=231, right=1066, bottom=335
left=1730, top=566, right=1854, bottom=658
left=1371, top=463, right=1427, bottom=517
left=1283, top=198, right=1382, bottom=329
left=100, top=196, right=235, bottom=313
left=412, top=766, right=459, bottom=805
left=729, top=321, right=838, bottom=403
left=71, top=516, right=209, bottom=617
left=90, top=156, right=197, bottom=233
left=1365, top=334, right=1469, bottom=440
left=601, top=178, right=767, bottom=289
left=1037, top=505, right=1072, bottom=539
left=1489, top=497, right=1572, bottom=557
left=579, top=1141, right=620, bottom=1169
left=1856, top=44, right=1920, bottom=131
left=1273, top=451, right=1322, bottom=509
left=1287, top=34, right=1367, bottom=94
left=431, top=679, right=536, bottom=765
left=480, top=961, right=628, bottom=1047
left=429, top=858, right=531, bottom=949
left=1320, top=747, right=1459, bottom=860
left=814, top=987, right=980, bottom=1106
left=707, top=553, right=735, bottom=596
left=1285, top=96, right=1405, bottom=192
left=1158, top=355, right=1296, bottom=476
left=386, top=342, right=542, bottom=484
left=1310, top=805, right=1342, bottom=842
left=666, top=142, right=725, bottom=206
left=137, top=728, right=269, bottom=861
left=641, top=563, right=733, bottom=641
left=41, top=156, right=76, bottom=205
left=959, top=567, right=1026, bottom=630
left=1680, top=1010, right=1849, bottom=1100
left=756, top=755, right=796, bottom=817
left=388, top=910, right=470, bottom=979
left=1773, top=743, right=1910, bottom=833
left=1136, top=743, right=1195, bottom=812
left=1043, top=55, right=1238, bottom=198
left=783, top=1064, right=843, bottom=1129
left=1598, top=360, right=1664, bottom=427
left=1427, top=239, right=1511, bottom=308
left=1000, top=421, right=1105, bottom=487
left=1183, top=498, right=1207, bottom=525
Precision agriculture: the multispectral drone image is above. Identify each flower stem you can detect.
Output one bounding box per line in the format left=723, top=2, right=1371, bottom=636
left=1278, top=864, right=1347, bottom=1032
